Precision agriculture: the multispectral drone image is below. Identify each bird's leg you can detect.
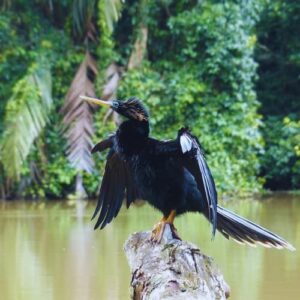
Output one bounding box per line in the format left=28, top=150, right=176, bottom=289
left=150, top=210, right=181, bottom=243
left=165, top=210, right=181, bottom=240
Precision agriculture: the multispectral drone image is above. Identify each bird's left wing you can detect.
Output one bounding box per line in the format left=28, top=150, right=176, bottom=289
left=178, top=128, right=218, bottom=236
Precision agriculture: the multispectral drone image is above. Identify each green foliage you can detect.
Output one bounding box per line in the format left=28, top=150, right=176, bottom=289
left=261, top=117, right=300, bottom=190
left=97, top=0, right=122, bottom=66
left=20, top=126, right=77, bottom=199
left=256, top=0, right=300, bottom=189
left=102, top=0, right=123, bottom=33
left=256, top=0, right=300, bottom=116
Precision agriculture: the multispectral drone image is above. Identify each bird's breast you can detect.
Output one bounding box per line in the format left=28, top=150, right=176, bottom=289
left=126, top=153, right=185, bottom=210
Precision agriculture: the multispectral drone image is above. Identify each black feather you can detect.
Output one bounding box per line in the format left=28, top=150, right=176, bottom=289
left=92, top=150, right=139, bottom=229
left=101, top=157, right=126, bottom=227
left=217, top=206, right=295, bottom=250
left=179, top=129, right=218, bottom=237
left=91, top=135, right=114, bottom=154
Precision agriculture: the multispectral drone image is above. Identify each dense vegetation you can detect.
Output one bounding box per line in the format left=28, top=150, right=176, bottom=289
left=255, top=1, right=300, bottom=190
left=0, top=0, right=299, bottom=199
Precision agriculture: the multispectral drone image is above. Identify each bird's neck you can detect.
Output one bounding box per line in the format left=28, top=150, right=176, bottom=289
left=116, top=120, right=149, bottom=156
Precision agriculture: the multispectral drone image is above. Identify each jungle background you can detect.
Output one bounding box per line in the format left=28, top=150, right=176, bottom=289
left=0, top=0, right=299, bottom=200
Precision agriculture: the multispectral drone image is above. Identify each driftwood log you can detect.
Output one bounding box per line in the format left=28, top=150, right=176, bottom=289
left=124, top=225, right=230, bottom=300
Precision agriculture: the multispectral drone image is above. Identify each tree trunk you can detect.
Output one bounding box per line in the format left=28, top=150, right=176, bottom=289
left=75, top=173, right=87, bottom=199
left=124, top=225, right=230, bottom=300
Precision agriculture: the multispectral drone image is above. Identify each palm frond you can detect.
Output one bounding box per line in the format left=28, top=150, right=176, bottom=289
left=103, top=0, right=123, bottom=33
left=72, top=0, right=96, bottom=38
left=61, top=52, right=97, bottom=174
left=0, top=67, right=52, bottom=179
left=101, top=63, right=122, bottom=123
left=102, top=63, right=121, bottom=99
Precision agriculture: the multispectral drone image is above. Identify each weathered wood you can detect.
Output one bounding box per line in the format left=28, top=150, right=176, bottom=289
left=124, top=225, right=230, bottom=300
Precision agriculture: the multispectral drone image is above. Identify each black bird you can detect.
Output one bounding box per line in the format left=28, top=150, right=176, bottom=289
left=81, top=95, right=295, bottom=250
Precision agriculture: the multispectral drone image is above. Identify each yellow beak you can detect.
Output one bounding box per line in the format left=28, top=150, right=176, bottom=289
left=80, top=96, right=112, bottom=107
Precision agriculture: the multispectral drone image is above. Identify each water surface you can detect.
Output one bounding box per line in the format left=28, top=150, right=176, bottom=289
left=0, top=194, right=299, bottom=300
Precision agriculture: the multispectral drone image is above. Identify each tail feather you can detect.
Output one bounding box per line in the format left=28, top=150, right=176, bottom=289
left=216, top=206, right=295, bottom=251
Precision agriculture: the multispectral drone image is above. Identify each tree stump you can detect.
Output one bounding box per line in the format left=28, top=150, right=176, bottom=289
left=124, top=225, right=230, bottom=300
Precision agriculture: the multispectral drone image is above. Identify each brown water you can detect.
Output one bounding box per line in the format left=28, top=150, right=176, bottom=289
left=0, top=194, right=299, bottom=300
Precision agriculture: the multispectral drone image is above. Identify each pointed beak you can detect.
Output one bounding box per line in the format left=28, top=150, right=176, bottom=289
left=80, top=96, right=112, bottom=107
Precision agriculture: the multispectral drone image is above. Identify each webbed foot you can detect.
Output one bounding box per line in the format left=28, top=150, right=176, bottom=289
left=150, top=210, right=181, bottom=243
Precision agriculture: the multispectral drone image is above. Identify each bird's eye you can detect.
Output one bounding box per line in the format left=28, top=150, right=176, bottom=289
left=112, top=101, right=119, bottom=109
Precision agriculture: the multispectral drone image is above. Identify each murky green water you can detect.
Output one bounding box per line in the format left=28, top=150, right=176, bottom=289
left=0, top=194, right=299, bottom=300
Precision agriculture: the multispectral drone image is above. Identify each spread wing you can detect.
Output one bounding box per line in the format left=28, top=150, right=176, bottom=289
left=178, top=128, right=218, bottom=237
left=91, top=137, right=138, bottom=229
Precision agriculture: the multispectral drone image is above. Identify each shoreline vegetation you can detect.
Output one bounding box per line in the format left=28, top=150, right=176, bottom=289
left=0, top=1, right=299, bottom=200
left=1, top=191, right=300, bottom=203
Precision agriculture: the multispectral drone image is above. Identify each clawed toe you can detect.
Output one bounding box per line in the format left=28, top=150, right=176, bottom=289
left=150, top=222, right=181, bottom=243
left=151, top=221, right=166, bottom=243
left=150, top=211, right=181, bottom=243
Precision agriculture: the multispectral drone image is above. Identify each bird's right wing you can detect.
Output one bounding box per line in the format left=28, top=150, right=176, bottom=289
left=91, top=137, right=139, bottom=229
left=91, top=135, right=114, bottom=153
left=152, top=129, right=218, bottom=236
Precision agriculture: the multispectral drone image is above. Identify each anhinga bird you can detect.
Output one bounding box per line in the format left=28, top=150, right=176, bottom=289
left=81, top=95, right=295, bottom=250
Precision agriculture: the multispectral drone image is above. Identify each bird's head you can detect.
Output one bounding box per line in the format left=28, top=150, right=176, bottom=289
left=81, top=96, right=149, bottom=122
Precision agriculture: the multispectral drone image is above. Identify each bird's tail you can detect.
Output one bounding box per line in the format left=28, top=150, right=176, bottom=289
left=215, top=205, right=295, bottom=251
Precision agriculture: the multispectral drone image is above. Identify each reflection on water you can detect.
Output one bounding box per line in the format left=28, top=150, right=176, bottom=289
left=0, top=194, right=299, bottom=300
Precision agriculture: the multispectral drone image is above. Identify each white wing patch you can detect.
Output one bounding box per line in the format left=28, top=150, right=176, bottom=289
left=180, top=134, right=193, bottom=153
